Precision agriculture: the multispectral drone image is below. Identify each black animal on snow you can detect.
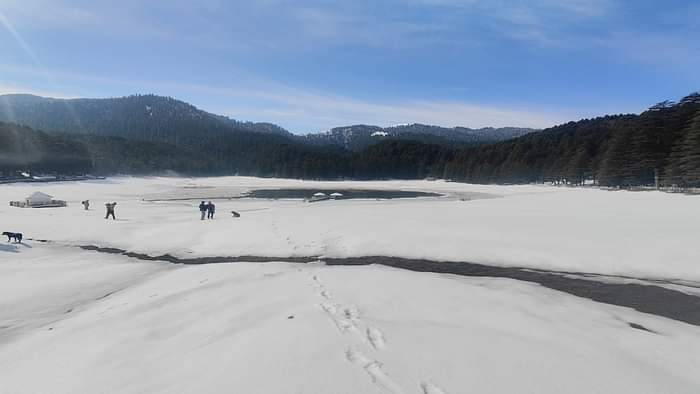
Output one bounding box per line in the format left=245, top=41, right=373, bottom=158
left=3, top=232, right=23, bottom=243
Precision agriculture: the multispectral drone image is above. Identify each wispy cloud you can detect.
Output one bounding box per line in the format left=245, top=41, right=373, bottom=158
left=221, top=95, right=571, bottom=133
left=600, top=30, right=700, bottom=68
left=0, top=84, right=77, bottom=99
left=0, top=0, right=607, bottom=51
left=0, top=65, right=573, bottom=132
left=0, top=0, right=696, bottom=133
left=0, top=0, right=694, bottom=60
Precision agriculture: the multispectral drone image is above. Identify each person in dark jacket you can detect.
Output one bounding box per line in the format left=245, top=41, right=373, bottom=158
left=207, top=201, right=216, bottom=219
left=105, top=202, right=117, bottom=220
left=199, top=201, right=207, bottom=220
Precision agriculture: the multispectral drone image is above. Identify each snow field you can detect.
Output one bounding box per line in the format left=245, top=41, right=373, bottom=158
left=1, top=249, right=699, bottom=393
left=2, top=177, right=700, bottom=393
left=1, top=176, right=699, bottom=281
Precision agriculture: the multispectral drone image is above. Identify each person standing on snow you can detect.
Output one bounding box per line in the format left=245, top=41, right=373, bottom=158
left=199, top=201, right=207, bottom=220
left=105, top=202, right=117, bottom=220
left=82, top=200, right=90, bottom=210
left=207, top=201, right=216, bottom=219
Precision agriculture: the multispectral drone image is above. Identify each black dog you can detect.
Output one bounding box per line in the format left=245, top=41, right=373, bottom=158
left=2, top=232, right=22, bottom=243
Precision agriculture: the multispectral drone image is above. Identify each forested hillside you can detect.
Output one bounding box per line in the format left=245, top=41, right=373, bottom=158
left=303, top=124, right=535, bottom=151
left=0, top=94, right=301, bottom=147
left=0, top=94, right=529, bottom=158
left=442, top=93, right=700, bottom=186
left=0, top=121, right=348, bottom=177
left=2, top=92, right=699, bottom=187
left=0, top=122, right=210, bottom=174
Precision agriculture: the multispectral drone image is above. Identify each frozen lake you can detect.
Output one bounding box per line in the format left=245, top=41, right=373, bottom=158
left=1, top=176, right=700, bottom=393
left=245, top=188, right=443, bottom=200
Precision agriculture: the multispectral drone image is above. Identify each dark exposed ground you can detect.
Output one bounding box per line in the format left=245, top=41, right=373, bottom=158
left=30, top=241, right=700, bottom=327
left=142, top=188, right=444, bottom=202
left=322, top=256, right=700, bottom=327
left=245, top=188, right=443, bottom=199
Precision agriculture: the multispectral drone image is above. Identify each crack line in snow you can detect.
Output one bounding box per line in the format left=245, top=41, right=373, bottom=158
left=28, top=240, right=700, bottom=326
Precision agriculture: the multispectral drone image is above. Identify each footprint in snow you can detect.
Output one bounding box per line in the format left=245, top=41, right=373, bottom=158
left=320, top=301, right=337, bottom=315
left=342, top=305, right=359, bottom=321
left=420, top=382, right=448, bottom=394
left=336, top=318, right=357, bottom=333
left=346, top=348, right=404, bottom=393
left=319, top=302, right=357, bottom=333
left=366, top=327, right=387, bottom=350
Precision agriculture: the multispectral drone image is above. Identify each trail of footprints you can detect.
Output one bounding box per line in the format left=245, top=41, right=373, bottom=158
left=311, top=272, right=448, bottom=394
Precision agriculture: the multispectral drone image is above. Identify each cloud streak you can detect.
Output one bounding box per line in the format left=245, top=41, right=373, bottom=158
left=0, top=65, right=573, bottom=133
left=0, top=0, right=696, bottom=134
left=218, top=90, right=571, bottom=132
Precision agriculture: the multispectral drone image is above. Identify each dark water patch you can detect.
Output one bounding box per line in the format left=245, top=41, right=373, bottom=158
left=323, top=257, right=700, bottom=326
left=32, top=241, right=700, bottom=327
left=522, top=268, right=700, bottom=290
left=245, top=188, right=442, bottom=200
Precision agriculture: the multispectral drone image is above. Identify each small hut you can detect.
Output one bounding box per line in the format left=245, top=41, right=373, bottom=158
left=10, top=192, right=67, bottom=208
left=330, top=192, right=344, bottom=200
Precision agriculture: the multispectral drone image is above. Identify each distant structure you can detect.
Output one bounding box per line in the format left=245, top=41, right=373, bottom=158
left=10, top=192, right=68, bottom=208
left=308, top=192, right=330, bottom=202
left=330, top=192, right=343, bottom=199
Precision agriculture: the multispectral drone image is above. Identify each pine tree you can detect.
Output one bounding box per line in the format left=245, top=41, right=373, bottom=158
left=599, top=127, right=636, bottom=186
left=566, top=147, right=591, bottom=185
left=629, top=111, right=665, bottom=185
left=667, top=111, right=700, bottom=187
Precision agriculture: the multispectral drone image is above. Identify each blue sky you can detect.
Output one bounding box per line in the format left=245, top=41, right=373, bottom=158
left=1, top=0, right=699, bottom=133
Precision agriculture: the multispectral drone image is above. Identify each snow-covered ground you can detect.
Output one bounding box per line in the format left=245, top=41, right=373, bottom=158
left=1, top=176, right=699, bottom=280
left=1, top=177, right=700, bottom=393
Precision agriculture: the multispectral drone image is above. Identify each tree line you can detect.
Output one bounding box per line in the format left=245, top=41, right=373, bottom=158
left=2, top=93, right=699, bottom=187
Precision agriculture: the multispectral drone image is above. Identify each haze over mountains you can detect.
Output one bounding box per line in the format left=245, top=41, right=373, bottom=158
left=0, top=94, right=534, bottom=150
left=1, top=92, right=700, bottom=187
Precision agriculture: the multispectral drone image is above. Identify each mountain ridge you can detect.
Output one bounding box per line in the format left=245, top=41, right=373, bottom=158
left=0, top=93, right=537, bottom=150
left=302, top=123, right=537, bottom=151
left=2, top=91, right=700, bottom=187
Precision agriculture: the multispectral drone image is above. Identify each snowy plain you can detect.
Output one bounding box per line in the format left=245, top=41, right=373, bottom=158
left=1, top=177, right=700, bottom=393
left=1, top=176, right=700, bottom=280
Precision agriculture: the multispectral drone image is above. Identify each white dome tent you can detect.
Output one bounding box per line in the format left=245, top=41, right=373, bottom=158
left=27, top=192, right=53, bottom=205
left=10, top=191, right=67, bottom=208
